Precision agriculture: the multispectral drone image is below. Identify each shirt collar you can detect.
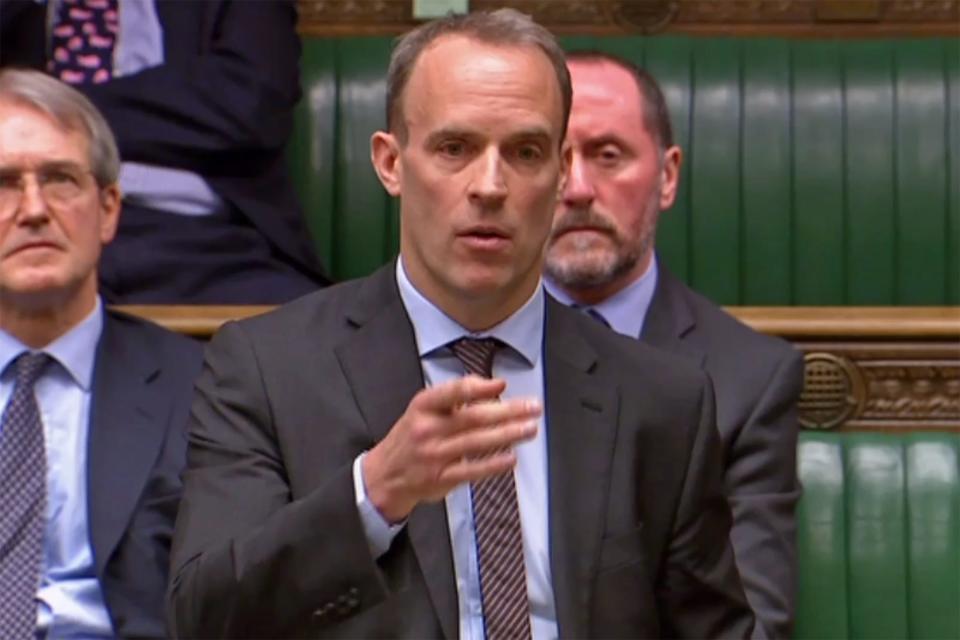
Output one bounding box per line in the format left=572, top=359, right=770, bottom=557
left=544, top=254, right=659, bottom=339
left=0, top=298, right=103, bottom=390
left=395, top=258, right=544, bottom=366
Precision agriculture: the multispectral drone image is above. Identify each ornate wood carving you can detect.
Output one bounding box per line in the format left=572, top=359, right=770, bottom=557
left=117, top=305, right=960, bottom=432
left=296, top=0, right=960, bottom=36
left=797, top=343, right=959, bottom=431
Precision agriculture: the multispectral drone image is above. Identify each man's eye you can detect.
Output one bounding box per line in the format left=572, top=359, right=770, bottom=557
left=438, top=141, right=466, bottom=157
left=516, top=145, right=543, bottom=162
left=597, top=147, right=622, bottom=165
left=0, top=174, right=19, bottom=189
left=41, top=170, right=79, bottom=185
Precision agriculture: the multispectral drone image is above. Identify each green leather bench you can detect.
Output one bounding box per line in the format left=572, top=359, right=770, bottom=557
left=797, top=432, right=959, bottom=639
left=289, top=35, right=959, bottom=306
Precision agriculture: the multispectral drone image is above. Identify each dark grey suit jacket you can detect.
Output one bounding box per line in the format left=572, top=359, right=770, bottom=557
left=168, top=264, right=754, bottom=639
left=641, top=267, right=804, bottom=639
left=90, top=310, right=203, bottom=636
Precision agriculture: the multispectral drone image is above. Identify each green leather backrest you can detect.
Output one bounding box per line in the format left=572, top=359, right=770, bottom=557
left=797, top=432, right=960, bottom=639
left=290, top=36, right=960, bottom=305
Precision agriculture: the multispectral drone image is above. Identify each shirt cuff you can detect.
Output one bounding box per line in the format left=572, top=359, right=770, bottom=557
left=353, top=452, right=405, bottom=557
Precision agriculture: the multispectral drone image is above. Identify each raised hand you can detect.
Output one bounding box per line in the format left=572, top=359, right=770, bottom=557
left=361, top=375, right=541, bottom=523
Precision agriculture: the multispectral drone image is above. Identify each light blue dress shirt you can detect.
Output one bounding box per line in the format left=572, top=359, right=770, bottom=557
left=352, top=259, right=559, bottom=640
left=0, top=300, right=113, bottom=638
left=42, top=0, right=224, bottom=216
left=545, top=254, right=659, bottom=338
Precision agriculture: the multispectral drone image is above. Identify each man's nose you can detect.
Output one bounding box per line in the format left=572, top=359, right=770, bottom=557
left=561, top=154, right=595, bottom=208
left=469, top=149, right=508, bottom=206
left=16, top=175, right=50, bottom=226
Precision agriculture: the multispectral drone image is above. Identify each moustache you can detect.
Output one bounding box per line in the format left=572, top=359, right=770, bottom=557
left=551, top=207, right=618, bottom=238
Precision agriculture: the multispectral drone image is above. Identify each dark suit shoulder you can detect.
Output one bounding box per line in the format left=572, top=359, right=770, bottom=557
left=684, top=286, right=794, bottom=360
left=551, top=299, right=712, bottom=405
left=674, top=284, right=800, bottom=386
left=232, top=276, right=367, bottom=339
left=671, top=284, right=802, bottom=421
left=104, top=307, right=204, bottom=373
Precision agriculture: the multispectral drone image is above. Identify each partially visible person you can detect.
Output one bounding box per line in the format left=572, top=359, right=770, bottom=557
left=168, top=10, right=754, bottom=639
left=1, top=0, right=329, bottom=303
left=0, top=69, right=201, bottom=638
left=544, top=51, right=804, bottom=639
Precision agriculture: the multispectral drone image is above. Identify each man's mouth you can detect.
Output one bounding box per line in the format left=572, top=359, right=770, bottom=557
left=5, top=241, right=61, bottom=258
left=551, top=225, right=611, bottom=241
left=458, top=227, right=511, bottom=250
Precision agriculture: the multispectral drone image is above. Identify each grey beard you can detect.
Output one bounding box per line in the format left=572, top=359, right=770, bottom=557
left=545, top=207, right=653, bottom=291
left=545, top=236, right=646, bottom=290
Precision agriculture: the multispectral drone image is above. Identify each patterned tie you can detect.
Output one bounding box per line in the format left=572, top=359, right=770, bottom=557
left=573, top=304, right=611, bottom=329
left=0, top=352, right=50, bottom=637
left=47, top=0, right=120, bottom=85
left=450, top=338, right=531, bottom=640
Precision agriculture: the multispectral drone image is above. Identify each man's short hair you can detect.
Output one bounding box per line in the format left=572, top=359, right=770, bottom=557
left=566, top=51, right=674, bottom=151
left=0, top=69, right=120, bottom=187
left=386, top=8, right=572, bottom=144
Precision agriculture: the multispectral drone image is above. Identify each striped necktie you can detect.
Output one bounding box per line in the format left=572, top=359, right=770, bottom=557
left=450, top=338, right=531, bottom=640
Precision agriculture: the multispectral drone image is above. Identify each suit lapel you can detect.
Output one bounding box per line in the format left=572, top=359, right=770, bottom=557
left=641, top=266, right=705, bottom=366
left=87, top=312, right=165, bottom=576
left=334, top=265, right=458, bottom=640
left=543, top=299, right=620, bottom=638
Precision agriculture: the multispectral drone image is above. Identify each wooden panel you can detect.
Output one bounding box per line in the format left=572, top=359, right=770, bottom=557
left=737, top=306, right=960, bottom=337
left=797, top=342, right=959, bottom=432
left=296, top=0, right=960, bottom=37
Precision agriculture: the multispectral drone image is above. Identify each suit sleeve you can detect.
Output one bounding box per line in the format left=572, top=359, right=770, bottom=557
left=78, top=0, right=301, bottom=174
left=167, top=321, right=392, bottom=639
left=102, top=336, right=202, bottom=639
left=725, top=349, right=804, bottom=640
left=658, top=374, right=757, bottom=639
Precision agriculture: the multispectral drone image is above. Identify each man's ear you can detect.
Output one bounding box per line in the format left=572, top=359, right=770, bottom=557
left=371, top=131, right=402, bottom=196
left=98, top=183, right=122, bottom=245
left=659, top=145, right=682, bottom=210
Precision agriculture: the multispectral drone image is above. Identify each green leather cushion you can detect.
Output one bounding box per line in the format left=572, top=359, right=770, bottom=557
left=797, top=432, right=960, bottom=640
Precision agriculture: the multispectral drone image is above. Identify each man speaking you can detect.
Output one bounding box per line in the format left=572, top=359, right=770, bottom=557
left=168, top=10, right=754, bottom=639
